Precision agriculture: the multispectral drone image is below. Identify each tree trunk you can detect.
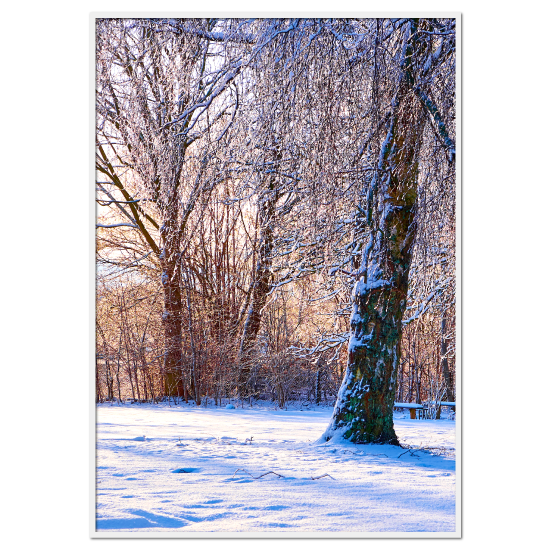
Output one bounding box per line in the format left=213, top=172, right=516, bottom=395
left=322, top=23, right=428, bottom=445
left=161, top=214, right=185, bottom=398
left=315, top=368, right=322, bottom=405
left=441, top=313, right=454, bottom=402
left=238, top=183, right=277, bottom=398
left=314, top=355, right=325, bottom=404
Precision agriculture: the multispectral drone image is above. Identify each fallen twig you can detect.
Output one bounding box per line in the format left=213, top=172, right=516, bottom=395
left=311, top=473, right=335, bottom=480
left=233, top=469, right=285, bottom=479
left=398, top=444, right=433, bottom=458
left=399, top=448, right=424, bottom=458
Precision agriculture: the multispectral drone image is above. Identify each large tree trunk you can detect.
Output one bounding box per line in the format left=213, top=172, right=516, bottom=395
left=322, top=23, right=428, bottom=445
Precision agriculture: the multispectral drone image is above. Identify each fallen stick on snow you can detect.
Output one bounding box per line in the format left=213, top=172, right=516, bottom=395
left=233, top=469, right=285, bottom=479
left=310, top=473, right=335, bottom=480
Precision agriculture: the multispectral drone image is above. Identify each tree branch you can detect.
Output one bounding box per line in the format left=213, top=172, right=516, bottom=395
left=97, top=145, right=161, bottom=256
left=414, top=87, right=455, bottom=163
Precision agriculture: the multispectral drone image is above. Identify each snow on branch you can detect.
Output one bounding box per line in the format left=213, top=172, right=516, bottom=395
left=96, top=223, right=138, bottom=229
left=403, top=275, right=453, bottom=325
left=176, top=25, right=256, bottom=44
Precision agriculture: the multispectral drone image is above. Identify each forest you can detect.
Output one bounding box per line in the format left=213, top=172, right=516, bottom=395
left=95, top=17, right=456, bottom=445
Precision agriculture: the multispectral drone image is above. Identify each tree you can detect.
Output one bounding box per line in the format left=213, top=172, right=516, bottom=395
left=322, top=18, right=456, bottom=444
left=96, top=18, right=254, bottom=397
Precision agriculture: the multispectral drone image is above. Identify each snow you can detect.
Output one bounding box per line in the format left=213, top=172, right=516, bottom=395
left=95, top=402, right=456, bottom=533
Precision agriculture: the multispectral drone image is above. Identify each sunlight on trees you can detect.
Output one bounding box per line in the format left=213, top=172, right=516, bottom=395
left=96, top=17, right=456, bottom=445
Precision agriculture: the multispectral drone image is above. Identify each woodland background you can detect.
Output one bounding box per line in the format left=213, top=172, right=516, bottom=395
left=95, top=18, right=456, bottom=410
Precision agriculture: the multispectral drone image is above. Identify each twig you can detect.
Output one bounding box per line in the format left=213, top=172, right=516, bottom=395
left=311, top=473, right=335, bottom=480
left=233, top=469, right=285, bottom=479
left=341, top=449, right=361, bottom=455
left=398, top=443, right=435, bottom=458
left=398, top=447, right=422, bottom=458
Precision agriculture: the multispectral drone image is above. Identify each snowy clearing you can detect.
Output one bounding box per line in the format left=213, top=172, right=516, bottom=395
left=95, top=402, right=456, bottom=533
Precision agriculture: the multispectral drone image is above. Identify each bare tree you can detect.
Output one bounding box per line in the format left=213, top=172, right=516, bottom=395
left=96, top=18, right=254, bottom=396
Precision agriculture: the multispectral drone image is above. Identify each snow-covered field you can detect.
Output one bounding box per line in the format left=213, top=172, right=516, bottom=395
left=95, top=402, right=456, bottom=534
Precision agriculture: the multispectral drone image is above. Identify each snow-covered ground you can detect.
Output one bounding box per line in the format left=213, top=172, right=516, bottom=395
left=95, top=402, right=456, bottom=534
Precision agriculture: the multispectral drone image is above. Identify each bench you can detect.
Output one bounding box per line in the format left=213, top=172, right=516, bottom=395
left=394, top=401, right=456, bottom=419
left=393, top=402, right=424, bottom=419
